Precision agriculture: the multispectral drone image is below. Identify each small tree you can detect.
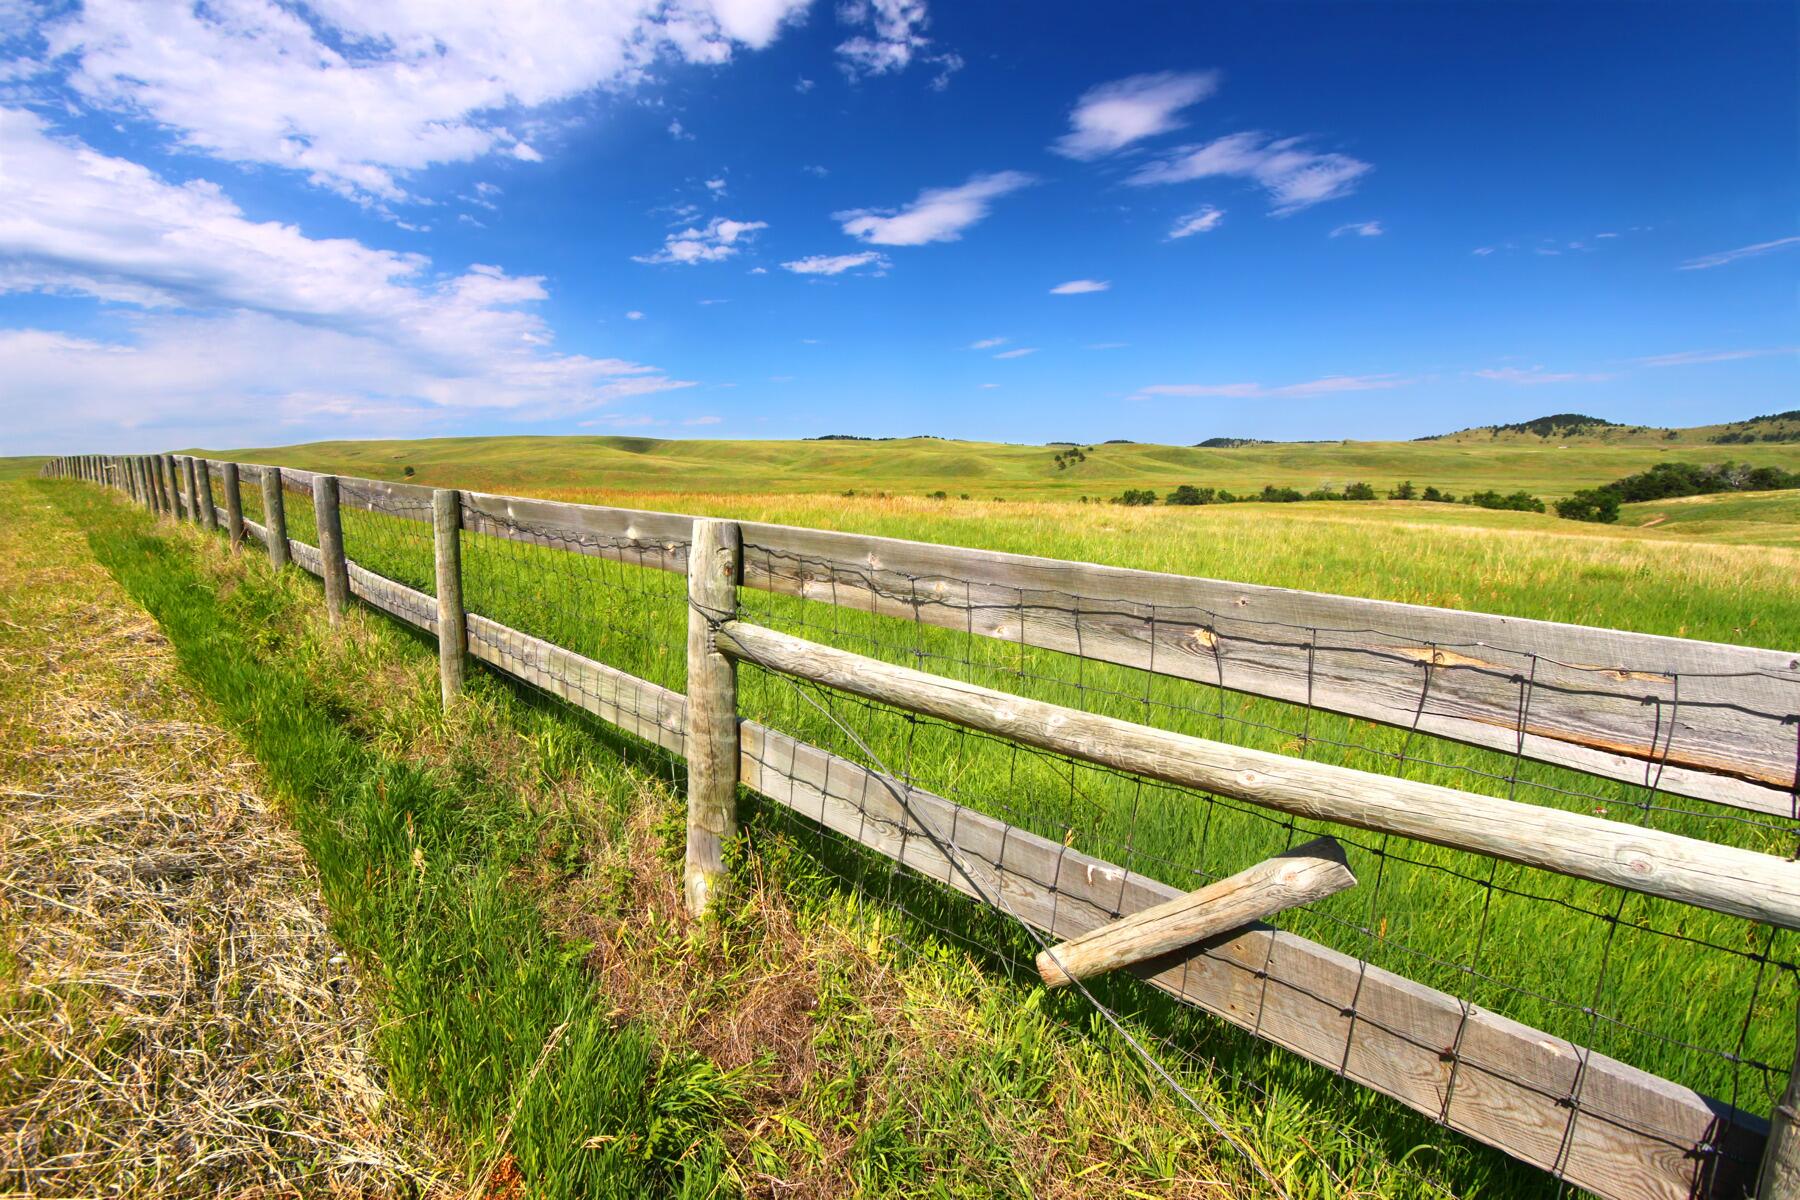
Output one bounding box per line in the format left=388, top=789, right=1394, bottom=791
left=1113, top=488, right=1158, bottom=506
left=1554, top=490, right=1621, bottom=523
left=1167, top=484, right=1216, bottom=506
left=1389, top=480, right=1416, bottom=500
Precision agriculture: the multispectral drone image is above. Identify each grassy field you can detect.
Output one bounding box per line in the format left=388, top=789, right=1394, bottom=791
left=1618, top=489, right=1800, bottom=547
left=30, top=443, right=1800, bottom=1196
left=29, top=476, right=1552, bottom=1199
left=216, top=458, right=1798, bottom=1145
left=191, top=431, right=1800, bottom=503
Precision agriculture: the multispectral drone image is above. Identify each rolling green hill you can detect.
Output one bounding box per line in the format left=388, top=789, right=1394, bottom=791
left=195, top=427, right=1800, bottom=504
left=1422, top=408, right=1800, bottom=446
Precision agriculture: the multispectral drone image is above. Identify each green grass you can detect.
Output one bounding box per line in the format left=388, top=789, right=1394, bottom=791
left=194, top=431, right=1800, bottom=504
left=1619, top=489, right=1800, bottom=547
left=38, top=477, right=1543, bottom=1198
left=42, top=463, right=1800, bottom=1196
left=0, top=456, right=53, bottom=482
left=182, top=469, right=1800, bottom=1118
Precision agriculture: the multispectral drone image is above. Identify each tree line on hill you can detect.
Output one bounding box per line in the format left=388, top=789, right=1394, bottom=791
left=1106, top=461, right=1799, bottom=522
left=1552, top=461, right=1800, bottom=522
left=1109, top=482, right=1544, bottom=512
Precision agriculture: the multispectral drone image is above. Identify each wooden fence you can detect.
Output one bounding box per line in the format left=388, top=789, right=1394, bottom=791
left=41, top=453, right=1800, bottom=1200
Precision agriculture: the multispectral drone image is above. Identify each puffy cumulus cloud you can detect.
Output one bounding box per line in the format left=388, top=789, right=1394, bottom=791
left=1129, top=131, right=1371, bottom=215
left=835, top=0, right=959, bottom=85
left=0, top=110, right=689, bottom=450
left=837, top=170, right=1033, bottom=246
left=780, top=250, right=889, bottom=275
left=1052, top=71, right=1218, bottom=160
left=1167, top=206, right=1223, bottom=239
left=633, top=216, right=769, bottom=264
left=34, top=0, right=811, bottom=201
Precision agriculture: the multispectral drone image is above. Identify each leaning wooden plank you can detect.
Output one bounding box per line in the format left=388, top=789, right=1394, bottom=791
left=717, top=620, right=1800, bottom=931
left=1034, top=836, right=1356, bottom=987
left=464, top=613, right=688, bottom=755
left=736, top=718, right=1764, bottom=1200
left=735, top=521, right=1800, bottom=817
left=345, top=561, right=438, bottom=635
left=289, top=539, right=323, bottom=577
left=242, top=518, right=269, bottom=547
left=459, top=490, right=692, bottom=571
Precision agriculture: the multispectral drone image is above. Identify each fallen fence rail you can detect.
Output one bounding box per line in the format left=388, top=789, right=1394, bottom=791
left=42, top=452, right=1800, bottom=1200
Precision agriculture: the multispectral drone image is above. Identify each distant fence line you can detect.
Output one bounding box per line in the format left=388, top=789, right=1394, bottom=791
left=43, top=452, right=1800, bottom=1200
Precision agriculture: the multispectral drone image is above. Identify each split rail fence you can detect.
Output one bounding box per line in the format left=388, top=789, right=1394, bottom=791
left=42, top=452, right=1800, bottom=1200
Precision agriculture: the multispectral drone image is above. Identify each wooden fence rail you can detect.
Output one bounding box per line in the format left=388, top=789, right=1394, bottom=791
left=39, top=454, right=1800, bottom=1200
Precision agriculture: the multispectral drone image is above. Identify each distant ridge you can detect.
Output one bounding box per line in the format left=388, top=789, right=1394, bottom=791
left=1418, top=411, right=1800, bottom=446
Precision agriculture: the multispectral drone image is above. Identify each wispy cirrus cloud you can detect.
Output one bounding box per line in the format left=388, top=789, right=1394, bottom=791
left=968, top=336, right=1007, bottom=350
left=780, top=251, right=890, bottom=276
left=1050, top=279, right=1109, bottom=295
left=1167, top=206, right=1224, bottom=239
left=1331, top=220, right=1383, bottom=238
left=993, top=347, right=1037, bottom=359
left=835, top=0, right=962, bottom=88
left=1678, top=236, right=1800, bottom=271
left=1129, top=131, right=1371, bottom=214
left=1636, top=346, right=1798, bottom=367
left=1472, top=366, right=1612, bottom=385
left=32, top=0, right=811, bottom=203
left=1136, top=374, right=1411, bottom=399
left=633, top=217, right=768, bottom=264
left=837, top=171, right=1034, bottom=246
left=1052, top=70, right=1219, bottom=160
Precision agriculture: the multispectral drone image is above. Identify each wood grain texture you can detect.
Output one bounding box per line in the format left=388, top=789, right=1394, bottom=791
left=463, top=613, right=688, bottom=755
left=737, top=717, right=1763, bottom=1200
left=433, top=489, right=467, bottom=705
left=182, top=456, right=201, bottom=526
left=197, top=459, right=219, bottom=532
left=345, top=561, right=438, bottom=633
left=337, top=475, right=436, bottom=520
left=735, top=520, right=1800, bottom=816
left=222, top=462, right=244, bottom=550
left=1035, top=836, right=1357, bottom=987
left=1761, top=1001, right=1800, bottom=1200
left=260, top=466, right=289, bottom=569
left=459, top=490, right=692, bottom=569
left=313, top=474, right=350, bottom=624
left=686, top=518, right=742, bottom=915
left=717, top=619, right=1800, bottom=931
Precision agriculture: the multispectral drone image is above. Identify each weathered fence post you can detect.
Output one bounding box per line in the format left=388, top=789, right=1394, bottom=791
left=432, top=489, right=468, bottom=705
left=685, top=518, right=743, bottom=917
left=315, top=474, right=350, bottom=623
left=198, top=459, right=219, bottom=530
left=262, top=467, right=289, bottom=569
left=1761, top=1006, right=1800, bottom=1198
left=149, top=456, right=167, bottom=514
left=183, top=456, right=202, bottom=524
left=162, top=454, right=181, bottom=518
left=223, top=462, right=244, bottom=550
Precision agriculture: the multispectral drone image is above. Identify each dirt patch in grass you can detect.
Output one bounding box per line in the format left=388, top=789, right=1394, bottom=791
left=0, top=485, right=445, bottom=1198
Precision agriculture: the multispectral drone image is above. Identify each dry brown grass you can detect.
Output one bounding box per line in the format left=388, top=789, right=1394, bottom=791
left=0, top=486, right=446, bottom=1198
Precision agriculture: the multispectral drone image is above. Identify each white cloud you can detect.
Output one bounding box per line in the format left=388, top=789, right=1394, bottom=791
left=626, top=310, right=645, bottom=320
left=1472, top=366, right=1612, bottom=385
left=1637, top=346, right=1798, bottom=367
left=1052, top=71, right=1218, bottom=160
left=0, top=108, right=688, bottom=450
left=795, top=77, right=815, bottom=93
left=1331, top=220, right=1383, bottom=238
left=1050, top=279, right=1109, bottom=295
left=1678, top=237, right=1800, bottom=271
left=706, top=177, right=728, bottom=194
left=979, top=382, right=999, bottom=388
left=836, top=0, right=944, bottom=81
left=1472, top=246, right=1497, bottom=256
left=802, top=164, right=830, bottom=177
left=780, top=251, right=889, bottom=275
left=36, top=0, right=809, bottom=201
left=1167, top=206, right=1223, bottom=239
left=633, top=216, right=768, bottom=264
left=968, top=336, right=1006, bottom=350
left=1129, top=132, right=1372, bottom=214
left=1136, top=374, right=1410, bottom=399
left=668, top=118, right=694, bottom=140
left=684, top=414, right=724, bottom=425
left=993, top=347, right=1037, bottom=359
left=837, top=170, right=1034, bottom=246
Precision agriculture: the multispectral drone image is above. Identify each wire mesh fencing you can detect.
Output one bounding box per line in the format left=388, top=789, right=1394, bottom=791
left=46, top=457, right=1800, bottom=1199
left=727, top=536, right=1798, bottom=1195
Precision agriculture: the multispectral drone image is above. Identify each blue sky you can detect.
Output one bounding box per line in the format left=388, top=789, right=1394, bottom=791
left=1, top=0, right=1795, bottom=455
